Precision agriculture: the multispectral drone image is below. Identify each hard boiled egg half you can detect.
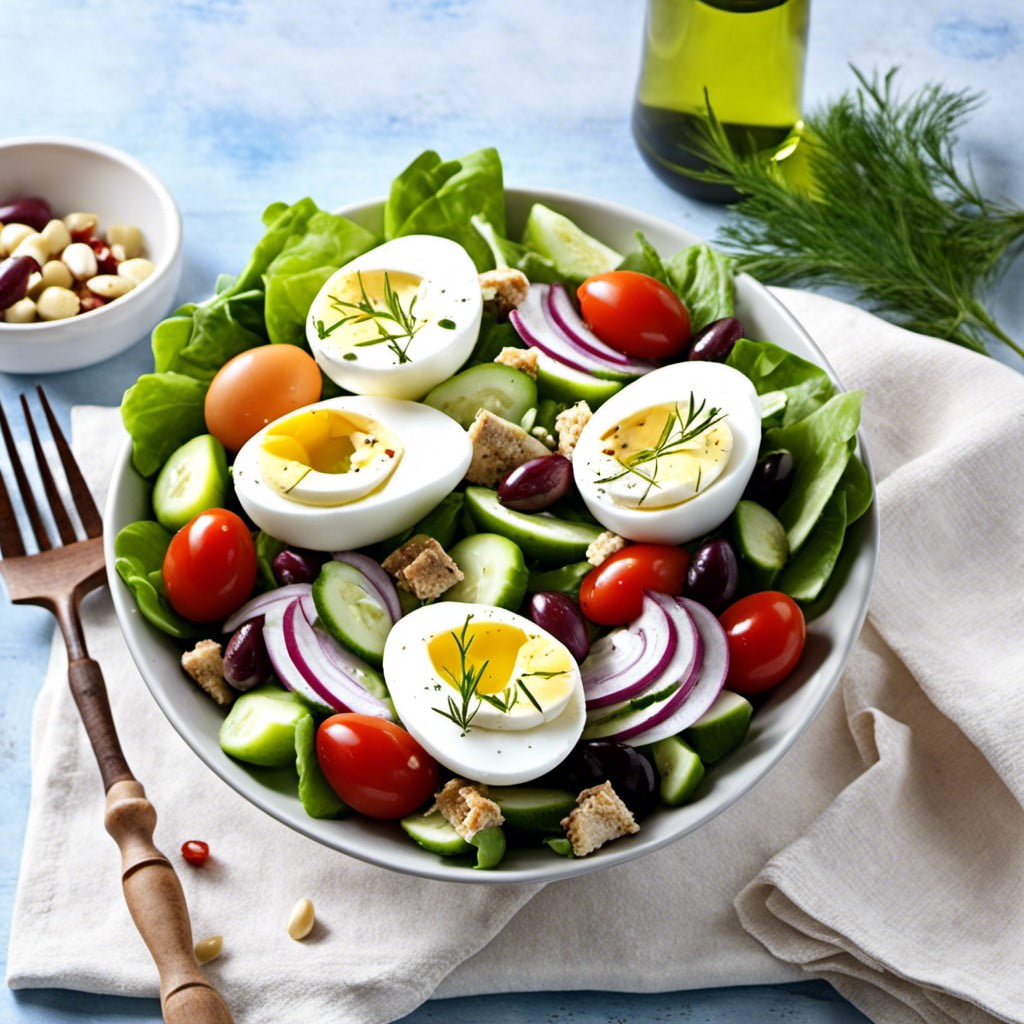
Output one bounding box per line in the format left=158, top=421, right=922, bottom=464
left=306, top=235, right=483, bottom=400
left=573, top=361, right=762, bottom=545
left=232, top=395, right=472, bottom=551
left=383, top=602, right=586, bottom=786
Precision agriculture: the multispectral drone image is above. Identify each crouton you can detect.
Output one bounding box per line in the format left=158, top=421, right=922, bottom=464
left=494, top=345, right=539, bottom=380
left=465, top=409, right=550, bottom=487
left=432, top=777, right=505, bottom=840
left=560, top=780, right=639, bottom=857
left=181, top=639, right=235, bottom=706
left=381, top=534, right=464, bottom=600
left=555, top=400, right=592, bottom=458
left=586, top=530, right=627, bottom=566
left=479, top=267, right=529, bottom=319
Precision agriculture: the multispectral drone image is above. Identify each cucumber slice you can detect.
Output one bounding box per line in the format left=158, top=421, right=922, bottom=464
left=733, top=499, right=789, bottom=572
left=444, top=533, right=528, bottom=610
left=683, top=690, right=753, bottom=764
left=400, top=813, right=472, bottom=856
left=649, top=735, right=705, bottom=806
left=521, top=202, right=623, bottom=282
left=218, top=686, right=309, bottom=767
left=526, top=560, right=592, bottom=600
left=423, top=363, right=537, bottom=430
left=535, top=350, right=623, bottom=407
left=469, top=825, right=506, bottom=869
left=463, top=486, right=603, bottom=564
left=312, top=560, right=392, bottom=667
left=489, top=786, right=576, bottom=832
left=151, top=433, right=229, bottom=531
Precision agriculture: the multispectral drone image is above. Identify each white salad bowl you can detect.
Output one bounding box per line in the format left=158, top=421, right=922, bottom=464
left=0, top=136, right=182, bottom=374
left=105, top=188, right=879, bottom=884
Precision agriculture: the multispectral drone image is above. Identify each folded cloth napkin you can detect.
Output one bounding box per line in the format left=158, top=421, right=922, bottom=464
left=7, top=288, right=1024, bottom=1024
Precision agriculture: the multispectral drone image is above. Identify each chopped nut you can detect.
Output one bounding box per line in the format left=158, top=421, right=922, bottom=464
left=181, top=639, right=235, bottom=706
left=554, top=400, right=592, bottom=459
left=494, top=345, right=539, bottom=380
left=479, top=267, right=529, bottom=318
left=586, top=530, right=627, bottom=566
left=432, top=778, right=505, bottom=841
left=561, top=780, right=639, bottom=857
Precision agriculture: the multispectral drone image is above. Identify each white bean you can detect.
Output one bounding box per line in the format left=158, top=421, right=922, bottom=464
left=35, top=285, right=80, bottom=320
left=12, top=234, right=49, bottom=270
left=194, top=934, right=223, bottom=965
left=40, top=259, right=73, bottom=290
left=63, top=211, right=98, bottom=238
left=40, top=218, right=72, bottom=257
left=0, top=222, right=35, bottom=256
left=86, top=273, right=135, bottom=299
left=107, top=223, right=143, bottom=258
left=62, top=241, right=98, bottom=281
left=3, top=297, right=37, bottom=323
left=118, top=257, right=155, bottom=284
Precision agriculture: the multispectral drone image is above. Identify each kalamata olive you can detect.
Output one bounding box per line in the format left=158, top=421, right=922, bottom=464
left=526, top=591, right=590, bottom=662
left=272, top=548, right=322, bottom=586
left=684, top=536, right=739, bottom=612
left=743, top=448, right=796, bottom=511
left=0, top=255, right=41, bottom=311
left=686, top=316, right=745, bottom=362
left=0, top=196, right=52, bottom=232
left=498, top=453, right=573, bottom=512
left=549, top=739, right=659, bottom=819
left=223, top=617, right=273, bottom=691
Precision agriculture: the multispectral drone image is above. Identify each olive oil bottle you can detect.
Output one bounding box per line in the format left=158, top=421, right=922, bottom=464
left=632, top=0, right=809, bottom=201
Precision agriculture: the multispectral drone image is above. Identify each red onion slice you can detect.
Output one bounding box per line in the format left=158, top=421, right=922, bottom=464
left=546, top=283, right=658, bottom=376
left=582, top=592, right=678, bottom=708
left=331, top=550, right=402, bottom=622
left=510, top=284, right=637, bottom=381
left=222, top=582, right=313, bottom=634
left=583, top=593, right=706, bottom=742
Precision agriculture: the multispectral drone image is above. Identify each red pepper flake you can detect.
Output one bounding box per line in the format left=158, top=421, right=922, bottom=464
left=385, top=449, right=395, bottom=458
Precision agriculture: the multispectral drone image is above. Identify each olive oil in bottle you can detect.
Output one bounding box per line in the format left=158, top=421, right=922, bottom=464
left=632, top=0, right=810, bottom=201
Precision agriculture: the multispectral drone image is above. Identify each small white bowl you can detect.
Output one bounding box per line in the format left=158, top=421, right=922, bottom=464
left=0, top=136, right=182, bottom=374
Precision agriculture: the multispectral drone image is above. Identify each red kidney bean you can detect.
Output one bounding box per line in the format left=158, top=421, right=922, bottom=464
left=0, top=196, right=52, bottom=232
left=0, top=255, right=41, bottom=311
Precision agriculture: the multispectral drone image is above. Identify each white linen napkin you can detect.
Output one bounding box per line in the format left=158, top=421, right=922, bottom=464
left=6, top=288, right=1024, bottom=1024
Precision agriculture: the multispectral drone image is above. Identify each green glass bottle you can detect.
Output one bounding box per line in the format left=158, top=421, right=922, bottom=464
left=632, top=0, right=810, bottom=201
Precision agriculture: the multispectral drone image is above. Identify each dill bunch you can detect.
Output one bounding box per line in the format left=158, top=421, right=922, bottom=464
left=684, top=67, right=1024, bottom=360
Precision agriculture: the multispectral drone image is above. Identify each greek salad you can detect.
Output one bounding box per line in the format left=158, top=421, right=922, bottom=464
left=114, top=147, right=872, bottom=870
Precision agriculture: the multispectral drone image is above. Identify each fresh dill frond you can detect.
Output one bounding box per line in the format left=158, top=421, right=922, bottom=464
left=682, top=67, right=1024, bottom=360
left=595, top=393, right=726, bottom=505
left=315, top=270, right=425, bottom=364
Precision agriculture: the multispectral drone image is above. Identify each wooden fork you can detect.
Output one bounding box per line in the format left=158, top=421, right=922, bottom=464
left=0, top=387, right=233, bottom=1024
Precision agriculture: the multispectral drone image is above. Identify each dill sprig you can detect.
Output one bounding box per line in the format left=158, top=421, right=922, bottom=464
left=433, top=616, right=488, bottom=735
left=682, top=67, right=1024, bottom=360
left=596, top=393, right=725, bottom=505
left=314, top=270, right=424, bottom=364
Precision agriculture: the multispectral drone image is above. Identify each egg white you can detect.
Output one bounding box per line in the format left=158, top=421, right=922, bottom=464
left=382, top=602, right=586, bottom=786
left=572, top=361, right=762, bottom=545
left=306, top=235, right=483, bottom=401
left=232, top=395, right=472, bottom=551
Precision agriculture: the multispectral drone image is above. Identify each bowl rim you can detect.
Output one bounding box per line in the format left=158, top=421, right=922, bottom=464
left=105, top=185, right=879, bottom=884
left=0, top=135, right=183, bottom=338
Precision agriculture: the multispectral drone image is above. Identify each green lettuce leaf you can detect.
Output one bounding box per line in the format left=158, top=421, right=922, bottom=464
left=120, top=372, right=208, bottom=477
left=727, top=337, right=837, bottom=424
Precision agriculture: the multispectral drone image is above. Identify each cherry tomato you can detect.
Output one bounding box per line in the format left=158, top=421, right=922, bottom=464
left=577, top=271, right=691, bottom=361
left=204, top=343, right=322, bottom=451
left=719, top=591, right=806, bottom=695
left=317, top=714, right=439, bottom=819
left=181, top=840, right=210, bottom=865
left=579, top=543, right=690, bottom=626
left=163, top=508, right=258, bottom=622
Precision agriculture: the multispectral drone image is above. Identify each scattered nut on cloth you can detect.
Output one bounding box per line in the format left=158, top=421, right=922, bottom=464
left=7, top=288, right=1024, bottom=1024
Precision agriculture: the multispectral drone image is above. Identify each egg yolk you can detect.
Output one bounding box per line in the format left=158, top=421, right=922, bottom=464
left=428, top=621, right=575, bottom=718
left=597, top=397, right=732, bottom=509
left=314, top=268, right=426, bottom=356
left=258, top=407, right=402, bottom=506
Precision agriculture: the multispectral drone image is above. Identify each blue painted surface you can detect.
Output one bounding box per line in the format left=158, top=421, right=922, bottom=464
left=2, top=1, right=1022, bottom=1021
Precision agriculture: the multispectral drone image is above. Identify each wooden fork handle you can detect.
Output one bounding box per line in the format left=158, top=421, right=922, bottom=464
left=105, top=779, right=234, bottom=1023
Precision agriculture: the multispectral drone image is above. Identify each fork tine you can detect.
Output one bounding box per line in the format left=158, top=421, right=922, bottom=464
left=36, top=386, right=102, bottom=539
left=0, top=399, right=50, bottom=553
left=21, top=393, right=77, bottom=546
left=0, top=451, right=26, bottom=558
